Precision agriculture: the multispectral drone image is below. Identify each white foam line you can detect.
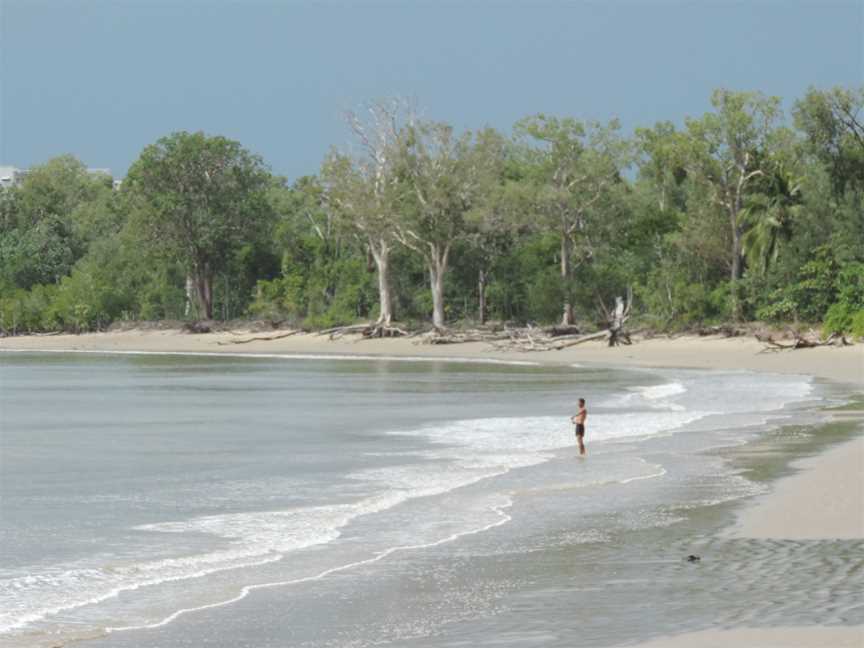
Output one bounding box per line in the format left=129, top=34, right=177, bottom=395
left=0, top=553, right=285, bottom=634
left=618, top=466, right=667, bottom=484
left=106, top=498, right=514, bottom=634
left=513, top=464, right=667, bottom=496
left=0, top=348, right=540, bottom=367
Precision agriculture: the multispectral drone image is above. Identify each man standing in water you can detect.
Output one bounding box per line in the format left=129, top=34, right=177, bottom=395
left=571, top=398, right=587, bottom=455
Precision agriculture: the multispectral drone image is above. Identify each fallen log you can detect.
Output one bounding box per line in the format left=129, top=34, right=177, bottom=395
left=545, top=325, right=582, bottom=337
left=316, top=323, right=411, bottom=340
left=550, top=330, right=609, bottom=350
left=217, top=330, right=302, bottom=345
left=755, top=330, right=850, bottom=352
left=363, top=324, right=410, bottom=338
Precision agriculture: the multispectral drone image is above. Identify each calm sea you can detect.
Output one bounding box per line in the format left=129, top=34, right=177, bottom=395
left=1, top=351, right=859, bottom=647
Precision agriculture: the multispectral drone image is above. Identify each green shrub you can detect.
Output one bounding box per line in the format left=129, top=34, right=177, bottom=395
left=823, top=302, right=857, bottom=336
left=851, top=310, right=864, bottom=340
left=789, top=246, right=840, bottom=321
left=756, top=291, right=798, bottom=322
left=836, top=262, right=864, bottom=309
left=821, top=262, right=864, bottom=336
left=636, top=262, right=732, bottom=329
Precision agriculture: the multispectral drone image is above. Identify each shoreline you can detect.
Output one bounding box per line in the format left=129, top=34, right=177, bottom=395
left=1, top=328, right=862, bottom=384
left=4, top=329, right=863, bottom=648
left=730, top=432, right=864, bottom=540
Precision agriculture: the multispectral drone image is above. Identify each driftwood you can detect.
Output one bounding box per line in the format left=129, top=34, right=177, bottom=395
left=484, top=326, right=617, bottom=352
left=696, top=324, right=745, bottom=337
left=182, top=321, right=212, bottom=334
left=312, top=314, right=636, bottom=352
left=549, top=330, right=609, bottom=349
left=756, top=329, right=851, bottom=352
left=216, top=330, right=303, bottom=345
left=545, top=325, right=582, bottom=337
left=362, top=324, right=411, bottom=339
left=596, top=288, right=633, bottom=347
left=317, top=323, right=410, bottom=340
left=418, top=328, right=510, bottom=345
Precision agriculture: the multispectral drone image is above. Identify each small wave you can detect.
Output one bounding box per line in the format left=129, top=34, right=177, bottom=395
left=598, top=381, right=688, bottom=411
left=395, top=410, right=709, bottom=455
left=0, top=460, right=517, bottom=635
left=0, top=348, right=540, bottom=367
left=637, top=382, right=687, bottom=401
left=105, top=494, right=514, bottom=634
left=512, top=464, right=667, bottom=495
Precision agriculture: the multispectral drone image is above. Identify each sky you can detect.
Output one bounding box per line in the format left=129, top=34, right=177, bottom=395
left=1, top=0, right=861, bottom=181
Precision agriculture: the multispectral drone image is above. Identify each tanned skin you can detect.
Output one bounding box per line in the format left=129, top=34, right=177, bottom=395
left=571, top=398, right=587, bottom=456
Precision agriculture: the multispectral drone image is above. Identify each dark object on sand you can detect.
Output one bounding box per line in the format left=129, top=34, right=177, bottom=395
left=183, top=321, right=212, bottom=334
left=686, top=555, right=701, bottom=562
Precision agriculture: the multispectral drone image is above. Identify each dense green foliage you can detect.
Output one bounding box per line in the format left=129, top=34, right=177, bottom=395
left=1, top=87, right=862, bottom=338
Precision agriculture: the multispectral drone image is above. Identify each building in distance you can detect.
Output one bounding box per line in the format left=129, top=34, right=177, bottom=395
left=0, top=165, right=121, bottom=189
left=0, top=166, right=28, bottom=188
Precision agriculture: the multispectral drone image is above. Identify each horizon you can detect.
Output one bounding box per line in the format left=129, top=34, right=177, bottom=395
left=1, top=1, right=862, bottom=180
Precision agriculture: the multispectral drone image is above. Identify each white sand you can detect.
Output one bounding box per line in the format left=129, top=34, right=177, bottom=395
left=732, top=435, right=864, bottom=540
left=630, top=626, right=864, bottom=648
left=1, top=330, right=862, bottom=384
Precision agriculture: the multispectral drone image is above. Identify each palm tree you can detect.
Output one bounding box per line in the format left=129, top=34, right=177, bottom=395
left=739, top=165, right=804, bottom=275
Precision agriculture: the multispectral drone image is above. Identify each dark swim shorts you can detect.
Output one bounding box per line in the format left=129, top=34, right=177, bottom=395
left=575, top=424, right=585, bottom=437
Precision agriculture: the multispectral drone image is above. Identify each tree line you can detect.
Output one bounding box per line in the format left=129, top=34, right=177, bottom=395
left=1, top=87, right=862, bottom=338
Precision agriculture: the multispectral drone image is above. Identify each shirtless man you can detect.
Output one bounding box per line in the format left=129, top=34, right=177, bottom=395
left=571, top=398, right=587, bottom=456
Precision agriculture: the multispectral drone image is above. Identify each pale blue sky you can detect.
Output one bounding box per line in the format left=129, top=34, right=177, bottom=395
left=1, top=0, right=861, bottom=180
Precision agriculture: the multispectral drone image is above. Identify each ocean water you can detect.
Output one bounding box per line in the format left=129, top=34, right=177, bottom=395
left=0, top=351, right=859, bottom=647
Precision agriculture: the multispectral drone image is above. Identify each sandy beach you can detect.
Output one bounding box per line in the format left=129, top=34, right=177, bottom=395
left=732, top=434, right=864, bottom=540
left=3, top=329, right=862, bottom=647
left=1, top=328, right=862, bottom=385
left=630, top=625, right=864, bottom=647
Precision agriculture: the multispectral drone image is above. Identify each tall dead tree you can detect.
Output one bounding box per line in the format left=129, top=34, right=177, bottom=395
left=395, top=122, right=496, bottom=330
left=322, top=100, right=413, bottom=329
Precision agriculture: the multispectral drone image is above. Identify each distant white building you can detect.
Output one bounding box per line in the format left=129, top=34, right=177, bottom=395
left=0, top=166, right=28, bottom=188
left=0, top=165, right=121, bottom=189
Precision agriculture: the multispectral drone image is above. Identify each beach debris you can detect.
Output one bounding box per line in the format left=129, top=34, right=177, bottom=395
left=216, top=330, right=303, bottom=345
left=695, top=324, right=745, bottom=337
left=413, top=325, right=618, bottom=351
left=310, top=288, right=635, bottom=350
left=317, top=323, right=410, bottom=340
left=686, top=555, right=701, bottom=562
left=596, top=288, right=633, bottom=347
left=182, top=321, right=212, bottom=334
left=755, top=329, right=851, bottom=352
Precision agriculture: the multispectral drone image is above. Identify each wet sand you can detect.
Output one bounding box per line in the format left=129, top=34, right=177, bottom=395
left=732, top=434, right=864, bottom=540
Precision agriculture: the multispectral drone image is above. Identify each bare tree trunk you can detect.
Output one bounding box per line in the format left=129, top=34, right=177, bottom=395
left=378, top=265, right=393, bottom=326
left=730, top=215, right=744, bottom=282
left=478, top=268, right=487, bottom=325
left=193, top=263, right=214, bottom=319
left=608, top=296, right=626, bottom=346
left=370, top=239, right=394, bottom=326
left=430, top=268, right=445, bottom=329
left=730, top=209, right=744, bottom=320
left=560, top=234, right=575, bottom=326
left=185, top=276, right=195, bottom=318
left=429, top=246, right=449, bottom=330
left=602, top=290, right=632, bottom=347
